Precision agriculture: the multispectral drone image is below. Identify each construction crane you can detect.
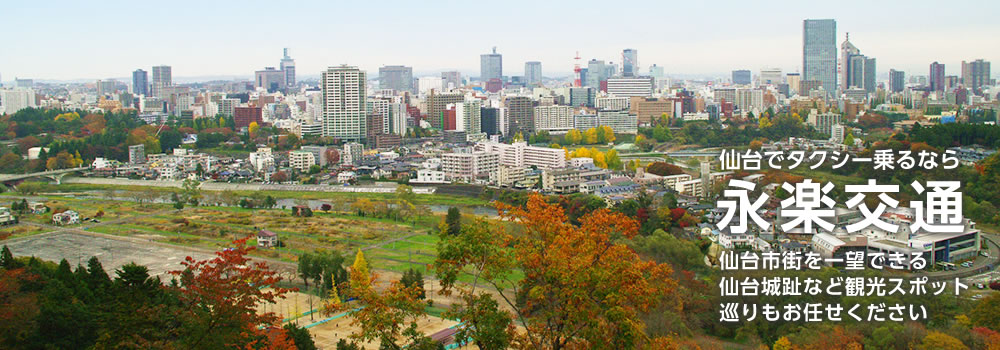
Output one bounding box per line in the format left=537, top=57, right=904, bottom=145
left=573, top=51, right=582, bottom=87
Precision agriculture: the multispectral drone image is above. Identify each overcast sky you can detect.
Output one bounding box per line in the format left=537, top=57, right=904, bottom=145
left=2, top=0, right=998, bottom=82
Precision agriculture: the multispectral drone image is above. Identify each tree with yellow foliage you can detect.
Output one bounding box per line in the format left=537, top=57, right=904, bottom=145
left=350, top=249, right=370, bottom=290
left=598, top=125, right=616, bottom=143
left=592, top=150, right=607, bottom=168
left=248, top=121, right=260, bottom=136
left=918, top=331, right=968, bottom=350
left=565, top=129, right=582, bottom=145
left=759, top=116, right=772, bottom=129
left=583, top=128, right=598, bottom=144
left=773, top=337, right=793, bottom=350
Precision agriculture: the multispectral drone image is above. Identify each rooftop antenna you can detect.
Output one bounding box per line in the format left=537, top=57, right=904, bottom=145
left=492, top=46, right=497, bottom=54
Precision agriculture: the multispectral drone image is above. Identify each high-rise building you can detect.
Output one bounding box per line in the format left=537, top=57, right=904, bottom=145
left=786, top=73, right=801, bottom=95
left=378, top=65, right=414, bottom=93
left=441, top=71, right=462, bottom=89
left=280, top=48, right=296, bottom=87
left=962, top=59, right=991, bottom=93
left=96, top=79, right=117, bottom=95
left=840, top=33, right=860, bottom=91
left=840, top=33, right=876, bottom=94
left=929, top=62, right=946, bottom=92
left=425, top=91, right=464, bottom=129
left=803, top=19, right=837, bottom=96
left=454, top=100, right=482, bottom=134
left=533, top=105, right=574, bottom=133
left=481, top=107, right=500, bottom=136
left=569, top=87, right=596, bottom=108
left=255, top=67, right=285, bottom=93
left=760, top=68, right=782, bottom=86
left=606, top=76, right=654, bottom=97
left=132, top=69, right=148, bottom=96
left=732, top=70, right=752, bottom=85
left=863, top=57, right=876, bottom=93
left=622, top=49, right=638, bottom=77
left=480, top=47, right=502, bottom=82
left=151, top=65, right=172, bottom=98
left=889, top=69, right=905, bottom=93
left=0, top=88, right=36, bottom=115
left=524, top=61, right=542, bottom=86
left=585, top=59, right=608, bottom=88
left=505, top=96, right=533, bottom=135
left=321, top=65, right=367, bottom=142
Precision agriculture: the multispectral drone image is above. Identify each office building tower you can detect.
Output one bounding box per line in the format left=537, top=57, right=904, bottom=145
left=585, top=59, right=608, bottom=88
left=321, top=65, right=367, bottom=142
left=863, top=57, right=876, bottom=93
left=786, top=73, right=801, bottom=95
left=929, top=62, right=946, bottom=92
left=760, top=68, right=782, bottom=86
left=378, top=65, right=414, bottom=93
left=481, top=107, right=500, bottom=136
left=606, top=76, right=654, bottom=97
left=132, top=69, right=148, bottom=96
left=15, top=79, right=32, bottom=88
left=441, top=71, right=461, bottom=89
left=255, top=67, right=285, bottom=93
left=524, top=61, right=542, bottom=86
left=622, top=49, right=638, bottom=77
left=280, top=48, right=296, bottom=87
left=840, top=33, right=860, bottom=91
left=569, top=87, right=596, bottom=107
left=962, top=59, right=991, bottom=93
left=803, top=19, right=837, bottom=95
left=732, top=70, right=752, bottom=85
left=480, top=47, right=502, bottom=82
left=889, top=69, right=905, bottom=93
left=839, top=33, right=876, bottom=94
left=505, top=96, right=533, bottom=135
left=151, top=65, right=172, bottom=98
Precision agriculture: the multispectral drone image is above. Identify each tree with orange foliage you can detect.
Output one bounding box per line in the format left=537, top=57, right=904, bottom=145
left=972, top=327, right=1000, bottom=350
left=435, top=193, right=678, bottom=349
left=170, top=236, right=295, bottom=350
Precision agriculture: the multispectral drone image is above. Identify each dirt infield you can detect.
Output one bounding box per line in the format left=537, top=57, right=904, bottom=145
left=258, top=289, right=322, bottom=323
left=307, top=313, right=459, bottom=349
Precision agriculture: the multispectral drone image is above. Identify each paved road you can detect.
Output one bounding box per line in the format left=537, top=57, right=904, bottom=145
left=63, top=177, right=437, bottom=194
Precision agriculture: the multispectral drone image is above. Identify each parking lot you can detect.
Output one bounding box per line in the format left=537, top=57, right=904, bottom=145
left=2, top=231, right=219, bottom=280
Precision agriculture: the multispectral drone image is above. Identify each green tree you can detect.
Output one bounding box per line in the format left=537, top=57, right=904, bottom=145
left=284, top=323, right=318, bottom=350
left=445, top=207, right=461, bottom=236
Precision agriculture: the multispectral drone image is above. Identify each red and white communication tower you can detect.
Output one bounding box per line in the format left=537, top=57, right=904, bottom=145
left=573, top=51, right=582, bottom=87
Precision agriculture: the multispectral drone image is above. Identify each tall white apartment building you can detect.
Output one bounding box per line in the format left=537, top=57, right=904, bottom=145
left=0, top=88, right=36, bottom=114
left=322, top=65, right=367, bottom=142
left=533, top=105, right=574, bottom=133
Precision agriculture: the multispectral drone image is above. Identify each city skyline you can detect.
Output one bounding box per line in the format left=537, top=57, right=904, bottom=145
left=2, top=0, right=999, bottom=82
